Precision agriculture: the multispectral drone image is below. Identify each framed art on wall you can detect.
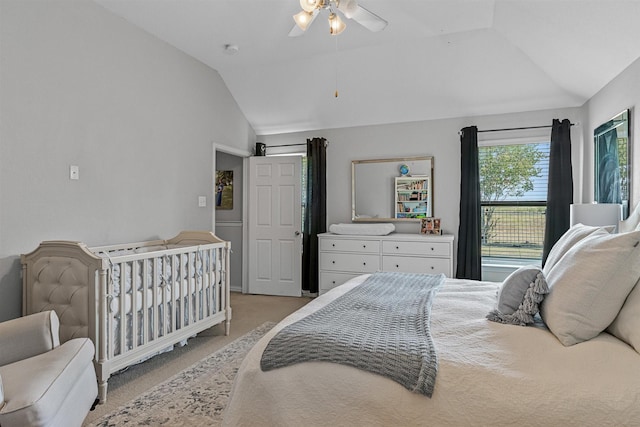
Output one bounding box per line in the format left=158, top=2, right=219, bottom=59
left=215, top=170, right=233, bottom=210
left=594, top=109, right=631, bottom=218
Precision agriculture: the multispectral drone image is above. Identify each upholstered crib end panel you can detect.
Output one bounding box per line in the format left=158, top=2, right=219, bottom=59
left=166, top=230, right=227, bottom=247
left=24, top=256, right=91, bottom=343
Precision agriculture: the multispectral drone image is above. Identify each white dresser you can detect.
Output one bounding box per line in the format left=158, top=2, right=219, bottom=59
left=318, top=233, right=454, bottom=295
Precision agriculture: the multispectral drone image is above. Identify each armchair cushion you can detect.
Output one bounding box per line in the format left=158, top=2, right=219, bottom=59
left=0, top=311, right=60, bottom=366
left=0, top=338, right=96, bottom=427
left=0, top=311, right=97, bottom=427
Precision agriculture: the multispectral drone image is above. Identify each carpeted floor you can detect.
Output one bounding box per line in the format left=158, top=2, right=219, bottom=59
left=86, top=322, right=275, bottom=426
left=83, top=292, right=311, bottom=426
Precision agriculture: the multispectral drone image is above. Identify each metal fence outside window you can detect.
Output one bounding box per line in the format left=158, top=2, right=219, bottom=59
left=481, top=204, right=546, bottom=260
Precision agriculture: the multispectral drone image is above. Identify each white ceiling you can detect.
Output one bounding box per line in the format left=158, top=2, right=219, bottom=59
left=95, top=0, right=640, bottom=135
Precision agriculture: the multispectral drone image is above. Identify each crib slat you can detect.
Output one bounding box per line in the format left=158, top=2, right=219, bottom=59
left=152, top=257, right=159, bottom=342
left=188, top=251, right=194, bottom=325
left=160, top=255, right=167, bottom=338
left=141, top=259, right=149, bottom=347
left=132, top=260, right=139, bottom=350
left=216, top=249, right=221, bottom=314
left=206, top=248, right=212, bottom=317
left=171, top=254, right=177, bottom=333
left=118, top=262, right=126, bottom=357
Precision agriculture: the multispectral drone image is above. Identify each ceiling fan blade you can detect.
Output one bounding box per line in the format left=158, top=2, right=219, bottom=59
left=288, top=24, right=305, bottom=37
left=349, top=4, right=388, bottom=32
left=288, top=9, right=319, bottom=37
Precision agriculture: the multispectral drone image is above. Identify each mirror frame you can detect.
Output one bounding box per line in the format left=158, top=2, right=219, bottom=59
left=351, top=156, right=434, bottom=222
left=594, top=109, right=631, bottom=219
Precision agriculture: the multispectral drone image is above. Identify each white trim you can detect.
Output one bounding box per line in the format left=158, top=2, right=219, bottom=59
left=478, top=126, right=551, bottom=146
left=478, top=135, right=550, bottom=147
left=216, top=221, right=243, bottom=227
left=214, top=143, right=252, bottom=158
left=213, top=142, right=252, bottom=294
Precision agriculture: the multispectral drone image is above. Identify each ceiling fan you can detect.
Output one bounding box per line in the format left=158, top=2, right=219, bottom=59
left=289, top=0, right=388, bottom=37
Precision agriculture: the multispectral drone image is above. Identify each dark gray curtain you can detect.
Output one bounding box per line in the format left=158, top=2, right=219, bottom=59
left=456, top=126, right=482, bottom=280
left=303, top=137, right=327, bottom=294
left=542, top=119, right=573, bottom=266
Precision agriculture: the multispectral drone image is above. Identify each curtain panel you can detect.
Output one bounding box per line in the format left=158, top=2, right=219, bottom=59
left=303, top=137, right=327, bottom=293
left=542, top=119, right=573, bottom=266
left=456, top=126, right=482, bottom=280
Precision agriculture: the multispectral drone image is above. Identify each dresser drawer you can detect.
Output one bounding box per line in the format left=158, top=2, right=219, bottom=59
left=382, top=255, right=451, bottom=275
left=319, top=272, right=362, bottom=294
left=382, top=240, right=450, bottom=257
left=320, top=238, right=380, bottom=254
left=320, top=253, right=379, bottom=273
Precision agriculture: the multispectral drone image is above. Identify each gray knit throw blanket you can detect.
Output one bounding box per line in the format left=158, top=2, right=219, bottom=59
left=260, top=271, right=445, bottom=397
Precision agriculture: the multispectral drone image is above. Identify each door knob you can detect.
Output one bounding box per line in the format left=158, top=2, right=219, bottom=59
left=295, top=231, right=301, bottom=236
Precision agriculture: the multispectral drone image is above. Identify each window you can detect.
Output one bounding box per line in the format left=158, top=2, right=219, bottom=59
left=479, top=141, right=550, bottom=262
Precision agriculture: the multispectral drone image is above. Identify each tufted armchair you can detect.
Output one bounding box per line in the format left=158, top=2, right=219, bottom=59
left=0, top=310, right=97, bottom=427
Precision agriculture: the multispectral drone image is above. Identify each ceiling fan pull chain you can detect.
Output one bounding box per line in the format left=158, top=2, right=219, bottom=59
left=335, top=35, right=339, bottom=98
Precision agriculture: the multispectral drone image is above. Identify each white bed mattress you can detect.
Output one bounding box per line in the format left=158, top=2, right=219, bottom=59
left=224, top=275, right=640, bottom=426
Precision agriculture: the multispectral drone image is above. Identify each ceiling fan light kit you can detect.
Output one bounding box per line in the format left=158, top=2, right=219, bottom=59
left=328, top=12, right=346, bottom=35
left=291, top=0, right=387, bottom=36
left=293, top=10, right=315, bottom=31
left=300, top=0, right=319, bottom=13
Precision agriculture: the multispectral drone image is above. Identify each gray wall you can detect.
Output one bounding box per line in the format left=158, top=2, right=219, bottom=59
left=583, top=57, right=640, bottom=207
left=258, top=107, right=585, bottom=262
left=0, top=0, right=255, bottom=321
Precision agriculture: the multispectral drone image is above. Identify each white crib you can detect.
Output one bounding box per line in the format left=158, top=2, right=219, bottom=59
left=21, top=231, right=231, bottom=403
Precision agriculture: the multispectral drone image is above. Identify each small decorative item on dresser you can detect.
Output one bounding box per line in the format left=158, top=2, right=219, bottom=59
left=421, top=218, right=442, bottom=235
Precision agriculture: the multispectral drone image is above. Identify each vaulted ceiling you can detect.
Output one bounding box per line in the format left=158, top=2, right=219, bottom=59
left=95, top=0, right=640, bottom=135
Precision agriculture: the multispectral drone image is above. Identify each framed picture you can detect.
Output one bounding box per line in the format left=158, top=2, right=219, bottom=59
left=594, top=109, right=630, bottom=218
left=421, top=217, right=441, bottom=235
left=215, top=170, right=233, bottom=210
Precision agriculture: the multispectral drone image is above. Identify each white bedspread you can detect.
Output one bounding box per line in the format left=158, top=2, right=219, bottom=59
left=223, top=275, right=640, bottom=427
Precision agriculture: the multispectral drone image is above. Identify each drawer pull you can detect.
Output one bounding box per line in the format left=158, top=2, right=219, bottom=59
left=332, top=280, right=336, bottom=284
left=332, top=243, right=336, bottom=247
left=396, top=245, right=399, bottom=250
left=430, top=266, right=434, bottom=270
left=396, top=264, right=399, bottom=268
left=332, top=261, right=336, bottom=264
left=430, top=247, right=434, bottom=251
left=363, top=262, right=366, bottom=266
left=363, top=244, right=367, bottom=248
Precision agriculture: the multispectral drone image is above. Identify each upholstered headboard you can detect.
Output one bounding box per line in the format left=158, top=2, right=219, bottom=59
left=619, top=202, right=640, bottom=233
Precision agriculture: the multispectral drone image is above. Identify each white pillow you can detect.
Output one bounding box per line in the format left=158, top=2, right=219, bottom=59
left=542, top=223, right=611, bottom=276
left=619, top=202, right=640, bottom=233
left=607, top=277, right=640, bottom=353
left=540, top=230, right=640, bottom=346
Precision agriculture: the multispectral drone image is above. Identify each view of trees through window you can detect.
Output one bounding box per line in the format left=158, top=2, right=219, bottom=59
left=479, top=142, right=549, bottom=261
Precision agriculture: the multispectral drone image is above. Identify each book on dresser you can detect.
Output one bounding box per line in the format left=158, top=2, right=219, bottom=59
left=317, top=232, right=454, bottom=295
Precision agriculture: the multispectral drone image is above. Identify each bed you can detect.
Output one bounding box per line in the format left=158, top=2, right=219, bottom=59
left=21, top=230, right=231, bottom=403
left=224, top=208, right=640, bottom=426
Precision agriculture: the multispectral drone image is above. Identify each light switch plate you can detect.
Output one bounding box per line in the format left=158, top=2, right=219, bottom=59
left=70, top=165, right=79, bottom=180
left=198, top=196, right=207, bottom=207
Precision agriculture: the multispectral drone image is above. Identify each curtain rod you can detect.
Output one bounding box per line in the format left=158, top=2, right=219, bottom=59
left=261, top=141, right=330, bottom=149
left=477, top=123, right=576, bottom=133
left=265, top=143, right=307, bottom=148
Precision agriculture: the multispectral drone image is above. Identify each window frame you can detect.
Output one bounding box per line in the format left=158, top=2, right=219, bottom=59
left=478, top=133, right=551, bottom=264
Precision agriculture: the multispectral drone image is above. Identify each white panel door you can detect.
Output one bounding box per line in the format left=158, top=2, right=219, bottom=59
left=248, top=156, right=302, bottom=296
